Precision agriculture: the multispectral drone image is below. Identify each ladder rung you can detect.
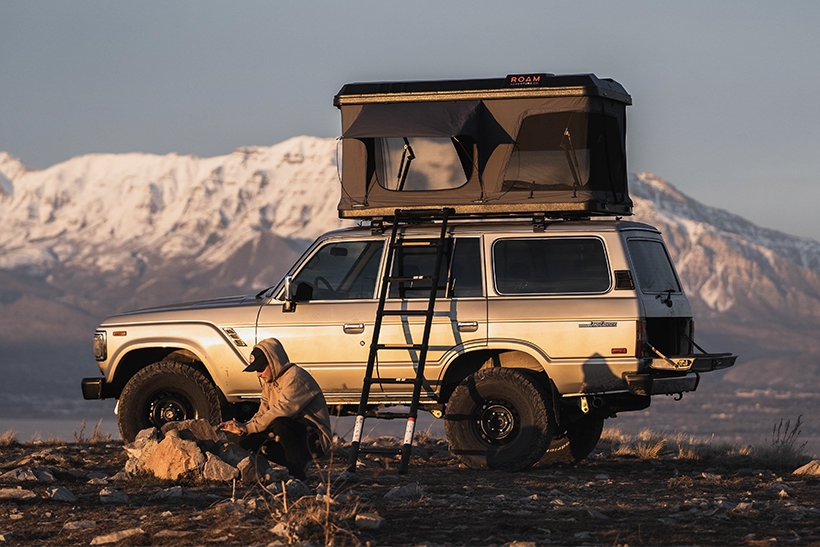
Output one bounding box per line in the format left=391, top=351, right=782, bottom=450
left=356, top=446, right=403, bottom=456
left=365, top=377, right=419, bottom=385
left=365, top=411, right=413, bottom=420
left=380, top=309, right=430, bottom=317
left=393, top=239, right=440, bottom=247
left=387, top=275, right=434, bottom=283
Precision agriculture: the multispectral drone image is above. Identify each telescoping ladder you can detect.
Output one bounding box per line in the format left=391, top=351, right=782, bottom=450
left=347, top=208, right=454, bottom=474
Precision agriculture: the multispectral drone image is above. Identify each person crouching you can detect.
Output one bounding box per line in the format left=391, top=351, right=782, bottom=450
left=218, top=337, right=331, bottom=481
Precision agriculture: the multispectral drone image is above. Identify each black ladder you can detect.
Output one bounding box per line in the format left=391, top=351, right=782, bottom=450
left=347, top=208, right=454, bottom=474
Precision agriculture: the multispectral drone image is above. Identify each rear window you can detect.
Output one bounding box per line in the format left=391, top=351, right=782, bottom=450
left=493, top=237, right=610, bottom=294
left=627, top=239, right=681, bottom=293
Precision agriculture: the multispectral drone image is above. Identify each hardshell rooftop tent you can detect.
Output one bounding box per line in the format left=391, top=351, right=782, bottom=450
left=334, top=73, right=633, bottom=219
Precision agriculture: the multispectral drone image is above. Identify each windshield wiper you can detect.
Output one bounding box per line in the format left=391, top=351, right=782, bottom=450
left=396, top=137, right=415, bottom=191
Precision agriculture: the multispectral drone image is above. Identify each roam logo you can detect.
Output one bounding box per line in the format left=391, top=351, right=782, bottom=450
left=507, top=74, right=548, bottom=87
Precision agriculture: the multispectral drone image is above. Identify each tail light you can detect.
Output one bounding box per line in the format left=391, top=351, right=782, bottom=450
left=635, top=319, right=646, bottom=358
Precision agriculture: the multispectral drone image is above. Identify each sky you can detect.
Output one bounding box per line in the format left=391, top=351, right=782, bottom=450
left=2, top=1, right=819, bottom=240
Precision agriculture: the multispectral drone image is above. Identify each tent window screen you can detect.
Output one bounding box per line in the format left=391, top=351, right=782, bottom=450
left=627, top=239, right=681, bottom=293
left=374, top=137, right=473, bottom=192
left=493, top=237, right=610, bottom=294
left=503, top=112, right=625, bottom=192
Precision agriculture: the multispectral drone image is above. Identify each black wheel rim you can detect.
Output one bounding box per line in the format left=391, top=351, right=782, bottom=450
left=146, top=390, right=195, bottom=428
left=476, top=399, right=519, bottom=444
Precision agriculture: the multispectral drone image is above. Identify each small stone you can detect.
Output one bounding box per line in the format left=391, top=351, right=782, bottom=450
left=280, top=478, right=311, bottom=500
left=153, top=530, right=194, bottom=538
left=87, top=477, right=109, bottom=485
left=237, top=455, right=275, bottom=485
left=587, top=509, right=609, bottom=519
left=0, top=488, right=37, bottom=500
left=111, top=471, right=131, bottom=482
left=149, top=486, right=204, bottom=502
left=270, top=522, right=290, bottom=538
left=384, top=482, right=423, bottom=500
left=33, top=468, right=55, bottom=482
left=90, top=527, right=145, bottom=545
left=595, top=473, right=610, bottom=480
left=0, top=467, right=38, bottom=482
left=794, top=460, right=820, bottom=477
left=62, top=520, right=96, bottom=531
left=355, top=513, right=384, bottom=530
left=46, top=486, right=77, bottom=502
left=99, top=487, right=129, bottom=504
left=0, top=532, right=15, bottom=542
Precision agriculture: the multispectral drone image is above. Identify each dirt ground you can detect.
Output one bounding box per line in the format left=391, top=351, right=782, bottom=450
left=1, top=435, right=819, bottom=546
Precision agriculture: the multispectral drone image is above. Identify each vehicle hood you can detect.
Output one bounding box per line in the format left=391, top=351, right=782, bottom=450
left=100, top=293, right=263, bottom=325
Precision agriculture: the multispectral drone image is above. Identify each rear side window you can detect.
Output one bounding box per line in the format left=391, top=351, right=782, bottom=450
left=493, top=237, right=610, bottom=294
left=627, top=239, right=681, bottom=293
left=389, top=237, right=483, bottom=299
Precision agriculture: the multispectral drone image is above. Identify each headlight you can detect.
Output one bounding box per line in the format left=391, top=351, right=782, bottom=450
left=93, top=331, right=107, bottom=361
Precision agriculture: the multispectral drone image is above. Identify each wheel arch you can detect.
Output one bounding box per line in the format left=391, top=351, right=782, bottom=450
left=109, top=346, right=215, bottom=398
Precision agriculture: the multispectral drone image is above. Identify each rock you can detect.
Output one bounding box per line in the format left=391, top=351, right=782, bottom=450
left=384, top=482, right=423, bottom=500
left=0, top=488, right=37, bottom=500
left=33, top=467, right=55, bottom=482
left=142, top=435, right=206, bottom=480
left=87, top=477, right=109, bottom=485
left=794, top=460, right=820, bottom=476
left=110, top=470, right=131, bottom=482
left=133, top=427, right=162, bottom=448
left=0, top=532, right=15, bottom=542
left=0, top=467, right=38, bottom=482
left=270, top=522, right=290, bottom=538
left=62, top=520, right=96, bottom=531
left=46, top=486, right=77, bottom=502
left=149, top=486, right=204, bottom=502
left=153, top=530, right=194, bottom=538
left=237, top=455, right=274, bottom=485
left=202, top=452, right=239, bottom=482
left=282, top=478, right=312, bottom=500
left=587, top=509, right=609, bottom=520
left=90, top=527, right=145, bottom=545
left=124, top=437, right=160, bottom=475
left=99, top=487, right=129, bottom=504
left=355, top=513, right=384, bottom=530
left=161, top=419, right=220, bottom=447
left=217, top=441, right=250, bottom=467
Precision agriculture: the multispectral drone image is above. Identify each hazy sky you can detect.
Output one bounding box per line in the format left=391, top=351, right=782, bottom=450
left=2, top=1, right=819, bottom=240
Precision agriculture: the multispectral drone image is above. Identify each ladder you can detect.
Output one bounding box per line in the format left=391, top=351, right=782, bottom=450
left=347, top=208, right=454, bottom=474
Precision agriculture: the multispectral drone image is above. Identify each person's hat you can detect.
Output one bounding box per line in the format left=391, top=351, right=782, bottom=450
left=243, top=347, right=269, bottom=372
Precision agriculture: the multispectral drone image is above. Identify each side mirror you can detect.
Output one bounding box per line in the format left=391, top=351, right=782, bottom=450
left=282, top=275, right=296, bottom=313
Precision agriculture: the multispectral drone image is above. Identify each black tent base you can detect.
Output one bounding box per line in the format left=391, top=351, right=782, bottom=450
left=338, top=200, right=632, bottom=220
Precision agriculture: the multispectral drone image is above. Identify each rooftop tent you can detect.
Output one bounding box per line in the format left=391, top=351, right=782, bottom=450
left=334, top=73, right=633, bottom=219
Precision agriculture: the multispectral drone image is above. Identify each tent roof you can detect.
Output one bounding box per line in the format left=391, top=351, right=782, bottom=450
left=334, top=73, right=631, bottom=107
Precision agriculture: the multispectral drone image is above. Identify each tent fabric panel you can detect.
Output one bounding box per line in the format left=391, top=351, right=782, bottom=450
left=342, top=101, right=482, bottom=138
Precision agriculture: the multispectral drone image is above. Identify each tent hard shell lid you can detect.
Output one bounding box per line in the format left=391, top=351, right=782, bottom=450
left=334, top=73, right=633, bottom=219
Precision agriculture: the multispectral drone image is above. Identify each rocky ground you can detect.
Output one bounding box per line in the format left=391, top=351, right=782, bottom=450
left=1, top=431, right=820, bottom=546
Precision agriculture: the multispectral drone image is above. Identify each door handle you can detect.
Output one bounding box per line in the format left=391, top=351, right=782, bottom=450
left=457, top=321, right=479, bottom=333
left=343, top=323, right=365, bottom=334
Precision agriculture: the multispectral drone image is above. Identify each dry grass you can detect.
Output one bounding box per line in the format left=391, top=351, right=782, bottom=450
left=600, top=415, right=814, bottom=471
left=0, top=429, right=18, bottom=447
left=73, top=418, right=112, bottom=444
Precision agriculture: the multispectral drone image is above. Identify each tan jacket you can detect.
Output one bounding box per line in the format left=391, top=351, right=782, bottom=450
left=243, top=338, right=332, bottom=452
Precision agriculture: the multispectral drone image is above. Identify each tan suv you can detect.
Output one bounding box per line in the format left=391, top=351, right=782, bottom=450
left=82, top=74, right=736, bottom=471
left=82, top=217, right=734, bottom=469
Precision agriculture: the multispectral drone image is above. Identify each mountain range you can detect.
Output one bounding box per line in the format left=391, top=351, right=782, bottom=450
left=2, top=136, right=819, bottom=420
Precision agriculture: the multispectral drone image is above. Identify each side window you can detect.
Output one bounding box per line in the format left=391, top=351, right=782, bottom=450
left=291, top=240, right=384, bottom=301
left=626, top=239, right=681, bottom=293
left=493, top=237, right=610, bottom=294
left=388, top=238, right=483, bottom=299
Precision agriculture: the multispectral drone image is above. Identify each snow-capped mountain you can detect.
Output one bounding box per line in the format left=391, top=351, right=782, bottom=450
left=1, top=137, right=819, bottom=403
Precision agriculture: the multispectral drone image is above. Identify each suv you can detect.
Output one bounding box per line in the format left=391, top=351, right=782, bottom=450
left=82, top=74, right=736, bottom=470
left=82, top=217, right=734, bottom=469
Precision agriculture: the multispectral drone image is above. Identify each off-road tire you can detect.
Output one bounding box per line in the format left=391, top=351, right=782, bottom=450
left=445, top=368, right=555, bottom=471
left=118, top=360, right=223, bottom=442
left=539, top=415, right=605, bottom=465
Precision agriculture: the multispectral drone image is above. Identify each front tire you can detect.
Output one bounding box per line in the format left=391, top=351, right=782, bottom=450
left=117, top=360, right=223, bottom=442
left=540, top=415, right=605, bottom=465
left=445, top=368, right=555, bottom=471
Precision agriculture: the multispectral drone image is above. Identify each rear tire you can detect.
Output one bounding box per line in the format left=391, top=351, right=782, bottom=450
left=539, top=415, right=604, bottom=465
left=445, top=368, right=555, bottom=471
left=117, top=360, right=223, bottom=442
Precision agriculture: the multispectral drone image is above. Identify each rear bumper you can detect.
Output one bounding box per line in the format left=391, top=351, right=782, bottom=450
left=648, top=352, right=737, bottom=373
left=81, top=377, right=117, bottom=400
left=623, top=372, right=700, bottom=397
